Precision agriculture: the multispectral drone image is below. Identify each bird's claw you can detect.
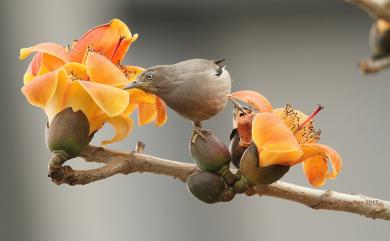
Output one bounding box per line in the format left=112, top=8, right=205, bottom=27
left=191, top=127, right=211, bottom=144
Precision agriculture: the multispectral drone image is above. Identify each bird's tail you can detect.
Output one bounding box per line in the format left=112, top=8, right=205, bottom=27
left=212, top=58, right=226, bottom=67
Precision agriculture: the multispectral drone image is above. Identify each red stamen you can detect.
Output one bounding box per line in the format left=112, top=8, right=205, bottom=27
left=297, top=105, right=324, bottom=131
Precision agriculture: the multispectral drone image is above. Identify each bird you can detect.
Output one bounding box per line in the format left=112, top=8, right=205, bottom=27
left=124, top=58, right=232, bottom=142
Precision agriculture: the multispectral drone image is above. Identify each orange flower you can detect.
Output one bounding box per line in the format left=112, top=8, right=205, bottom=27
left=230, top=91, right=342, bottom=187
left=20, top=19, right=167, bottom=145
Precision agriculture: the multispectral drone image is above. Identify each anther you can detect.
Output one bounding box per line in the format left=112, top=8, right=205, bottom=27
left=296, top=104, right=324, bottom=132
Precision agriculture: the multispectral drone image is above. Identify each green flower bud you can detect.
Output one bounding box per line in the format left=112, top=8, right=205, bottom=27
left=239, top=144, right=289, bottom=186
left=190, top=133, right=231, bottom=172
left=46, top=108, right=93, bottom=158
left=187, top=171, right=225, bottom=204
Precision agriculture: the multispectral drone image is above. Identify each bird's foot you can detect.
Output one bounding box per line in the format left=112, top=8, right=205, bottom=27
left=191, top=127, right=211, bottom=144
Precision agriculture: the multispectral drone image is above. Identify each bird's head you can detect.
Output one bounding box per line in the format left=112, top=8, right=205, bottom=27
left=123, top=65, right=171, bottom=95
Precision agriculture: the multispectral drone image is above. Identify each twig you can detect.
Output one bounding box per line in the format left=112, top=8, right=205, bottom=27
left=345, top=0, right=390, bottom=21
left=47, top=144, right=390, bottom=221
left=359, top=56, right=390, bottom=73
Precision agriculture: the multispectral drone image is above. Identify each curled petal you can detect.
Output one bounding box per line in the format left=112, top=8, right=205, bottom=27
left=301, top=143, right=342, bottom=186
left=20, top=42, right=70, bottom=63
left=252, top=113, right=302, bottom=167
left=23, top=53, right=42, bottom=84
left=76, top=80, right=129, bottom=117
left=101, top=115, right=134, bottom=145
left=70, top=19, right=135, bottom=63
left=63, top=62, right=88, bottom=80
left=155, top=97, right=167, bottom=126
left=128, top=89, right=156, bottom=104
left=302, top=155, right=328, bottom=187
left=137, top=103, right=156, bottom=126
left=23, top=53, right=65, bottom=84
left=86, top=52, right=129, bottom=86
left=21, top=70, right=62, bottom=108
left=230, top=90, right=273, bottom=113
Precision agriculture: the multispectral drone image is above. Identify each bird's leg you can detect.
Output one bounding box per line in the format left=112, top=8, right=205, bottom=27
left=191, top=121, right=211, bottom=144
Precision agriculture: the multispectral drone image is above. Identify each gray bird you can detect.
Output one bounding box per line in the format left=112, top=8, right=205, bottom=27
left=124, top=58, right=232, bottom=142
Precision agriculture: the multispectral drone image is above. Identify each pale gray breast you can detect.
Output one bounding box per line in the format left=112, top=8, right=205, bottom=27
left=159, top=60, right=232, bottom=122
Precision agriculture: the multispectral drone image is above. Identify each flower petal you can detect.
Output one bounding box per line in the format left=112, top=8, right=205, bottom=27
left=101, top=115, right=134, bottom=145
left=137, top=103, right=156, bottom=126
left=63, top=62, right=88, bottom=80
left=128, top=89, right=156, bottom=104
left=122, top=103, right=137, bottom=116
left=43, top=70, right=71, bottom=122
left=230, top=90, right=273, bottom=113
left=301, top=143, right=342, bottom=180
left=86, top=52, right=129, bottom=86
left=20, top=42, right=70, bottom=63
left=23, top=53, right=65, bottom=84
left=23, top=53, right=42, bottom=84
left=21, top=70, right=61, bottom=108
left=76, top=80, right=129, bottom=117
left=155, top=97, right=167, bottom=126
left=70, top=19, right=135, bottom=63
left=302, top=155, right=328, bottom=187
left=252, top=113, right=302, bottom=167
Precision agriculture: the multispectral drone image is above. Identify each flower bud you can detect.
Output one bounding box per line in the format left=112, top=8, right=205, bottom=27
left=190, top=133, right=231, bottom=172
left=239, top=144, right=289, bottom=186
left=187, top=171, right=225, bottom=204
left=221, top=187, right=235, bottom=202
left=46, top=108, right=93, bottom=158
left=229, top=129, right=247, bottom=168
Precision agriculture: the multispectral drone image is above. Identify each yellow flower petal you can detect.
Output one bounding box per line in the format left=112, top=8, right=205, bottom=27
left=63, top=62, right=88, bottom=80
left=86, top=52, right=129, bottom=86
left=128, top=89, right=156, bottom=104
left=101, top=115, right=134, bottom=145
left=302, top=154, right=328, bottom=187
left=252, top=113, right=302, bottom=167
left=137, top=103, right=156, bottom=126
left=230, top=90, right=273, bottom=113
left=76, top=80, right=129, bottom=117
left=44, top=70, right=71, bottom=122
left=21, top=70, right=61, bottom=108
left=122, top=103, right=137, bottom=116
left=70, top=19, right=135, bottom=64
left=20, top=42, right=70, bottom=63
left=301, top=143, right=342, bottom=181
left=155, top=97, right=167, bottom=127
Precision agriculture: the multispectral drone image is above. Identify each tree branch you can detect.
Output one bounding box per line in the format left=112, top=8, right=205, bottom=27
left=345, top=0, right=390, bottom=20
left=359, top=56, right=390, bottom=73
left=47, top=144, right=390, bottom=221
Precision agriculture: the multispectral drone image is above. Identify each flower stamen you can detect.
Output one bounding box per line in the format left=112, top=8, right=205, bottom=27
left=295, top=104, right=324, bottom=132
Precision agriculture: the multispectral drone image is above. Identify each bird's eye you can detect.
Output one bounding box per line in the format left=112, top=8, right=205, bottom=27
left=146, top=73, right=153, bottom=80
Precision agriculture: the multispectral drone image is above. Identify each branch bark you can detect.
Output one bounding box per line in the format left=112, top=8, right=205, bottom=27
left=359, top=55, right=390, bottom=73
left=345, top=0, right=390, bottom=20
left=47, top=144, right=390, bottom=221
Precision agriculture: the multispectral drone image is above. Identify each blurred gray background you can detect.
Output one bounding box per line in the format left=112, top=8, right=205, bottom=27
left=1, top=0, right=389, bottom=240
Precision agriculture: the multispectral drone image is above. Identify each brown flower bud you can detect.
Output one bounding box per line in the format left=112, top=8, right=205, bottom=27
left=187, top=171, right=225, bottom=204
left=239, top=144, right=289, bottom=186
left=190, top=133, right=231, bottom=172
left=46, top=108, right=93, bottom=158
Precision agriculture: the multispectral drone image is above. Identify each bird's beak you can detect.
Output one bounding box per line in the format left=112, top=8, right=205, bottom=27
left=123, top=80, right=141, bottom=90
